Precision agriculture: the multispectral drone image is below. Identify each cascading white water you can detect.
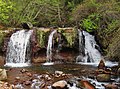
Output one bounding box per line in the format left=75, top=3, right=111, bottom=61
left=46, top=30, right=56, bottom=63
left=5, top=30, right=33, bottom=67
left=83, top=31, right=102, bottom=63
left=77, top=30, right=102, bottom=63
left=78, top=29, right=84, bottom=54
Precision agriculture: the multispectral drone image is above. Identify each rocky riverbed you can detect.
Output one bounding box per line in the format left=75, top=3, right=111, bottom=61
left=0, top=62, right=119, bottom=89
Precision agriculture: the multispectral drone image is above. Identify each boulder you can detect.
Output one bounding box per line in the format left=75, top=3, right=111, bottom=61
left=55, top=71, right=63, bottom=76
left=52, top=80, right=68, bottom=89
left=79, top=80, right=95, bottom=89
left=98, top=59, right=106, bottom=70
left=0, top=69, right=7, bottom=81
left=96, top=74, right=111, bottom=82
left=117, top=68, right=120, bottom=76
left=22, top=22, right=33, bottom=29
left=32, top=57, right=46, bottom=63
left=105, top=84, right=118, bottom=89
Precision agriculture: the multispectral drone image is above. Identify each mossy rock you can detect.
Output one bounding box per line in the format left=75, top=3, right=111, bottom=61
left=36, top=28, right=51, bottom=48
left=0, top=30, right=9, bottom=50
left=58, top=27, right=77, bottom=47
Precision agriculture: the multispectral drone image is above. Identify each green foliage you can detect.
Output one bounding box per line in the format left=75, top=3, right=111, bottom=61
left=58, top=28, right=77, bottom=47
left=0, top=31, right=6, bottom=50
left=0, top=0, right=83, bottom=27
left=0, top=0, right=14, bottom=25
left=81, top=14, right=100, bottom=32
left=36, top=28, right=50, bottom=48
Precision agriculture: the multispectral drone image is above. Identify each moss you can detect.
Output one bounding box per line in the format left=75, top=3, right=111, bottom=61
left=0, top=31, right=7, bottom=50
left=58, top=27, right=77, bottom=47
left=36, top=28, right=50, bottom=48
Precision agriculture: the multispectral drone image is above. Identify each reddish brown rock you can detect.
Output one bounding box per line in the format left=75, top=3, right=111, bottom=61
left=26, top=72, right=32, bottom=77
left=80, top=80, right=96, bottom=89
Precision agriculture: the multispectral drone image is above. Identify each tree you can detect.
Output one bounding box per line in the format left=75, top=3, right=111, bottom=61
left=0, top=0, right=14, bottom=26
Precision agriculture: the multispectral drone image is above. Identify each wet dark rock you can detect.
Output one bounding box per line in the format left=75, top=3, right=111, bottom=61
left=52, top=80, right=68, bottom=89
left=22, top=22, right=33, bottom=29
left=96, top=74, right=111, bottom=82
left=117, top=68, right=120, bottom=76
left=95, top=69, right=105, bottom=75
left=104, top=84, right=118, bottom=89
left=98, top=59, right=106, bottom=70
left=88, top=75, right=95, bottom=80
left=67, top=77, right=79, bottom=87
left=76, top=55, right=84, bottom=62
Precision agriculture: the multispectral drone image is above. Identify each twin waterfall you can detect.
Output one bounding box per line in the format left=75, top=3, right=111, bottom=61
left=5, top=30, right=33, bottom=67
left=5, top=29, right=102, bottom=67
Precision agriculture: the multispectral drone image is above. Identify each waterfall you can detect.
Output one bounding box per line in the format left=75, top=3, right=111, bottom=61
left=46, top=30, right=56, bottom=62
left=78, top=29, right=84, bottom=55
left=77, top=30, right=102, bottom=63
left=5, top=30, right=33, bottom=67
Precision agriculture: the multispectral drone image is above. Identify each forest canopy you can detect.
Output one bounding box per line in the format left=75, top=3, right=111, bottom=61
left=0, top=0, right=120, bottom=31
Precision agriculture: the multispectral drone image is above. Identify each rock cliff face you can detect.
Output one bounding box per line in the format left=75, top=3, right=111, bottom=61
left=0, top=27, right=120, bottom=64
left=1, top=27, right=78, bottom=63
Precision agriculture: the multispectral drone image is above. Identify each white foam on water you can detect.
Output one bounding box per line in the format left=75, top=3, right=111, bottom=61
left=77, top=61, right=118, bottom=67
left=4, top=63, right=31, bottom=67
left=42, top=62, right=54, bottom=66
left=86, top=78, right=107, bottom=89
left=68, top=83, right=80, bottom=89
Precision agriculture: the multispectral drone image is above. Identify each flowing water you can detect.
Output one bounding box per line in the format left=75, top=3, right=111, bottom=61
left=78, top=29, right=84, bottom=55
left=5, top=30, right=33, bottom=67
left=77, top=30, right=102, bottom=64
left=46, top=30, right=56, bottom=64
left=83, top=31, right=102, bottom=63
left=2, top=29, right=119, bottom=89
